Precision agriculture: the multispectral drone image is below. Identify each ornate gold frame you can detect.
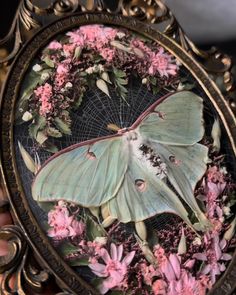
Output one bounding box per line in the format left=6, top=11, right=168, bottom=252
left=0, top=1, right=235, bottom=294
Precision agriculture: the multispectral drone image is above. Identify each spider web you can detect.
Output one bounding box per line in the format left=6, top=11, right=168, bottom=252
left=13, top=68, right=236, bottom=231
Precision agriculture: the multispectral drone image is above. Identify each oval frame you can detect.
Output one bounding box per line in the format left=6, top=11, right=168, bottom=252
left=0, top=12, right=236, bottom=295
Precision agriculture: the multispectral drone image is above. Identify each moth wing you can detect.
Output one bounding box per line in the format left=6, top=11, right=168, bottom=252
left=138, top=91, right=204, bottom=146
left=108, top=151, right=191, bottom=225
left=152, top=142, right=210, bottom=227
left=32, top=137, right=128, bottom=207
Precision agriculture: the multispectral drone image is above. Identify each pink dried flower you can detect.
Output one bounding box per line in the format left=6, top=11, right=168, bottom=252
left=154, top=245, right=179, bottom=281
left=148, top=48, right=178, bottom=77
left=99, top=47, right=116, bottom=62
left=66, top=25, right=117, bottom=50
left=139, top=262, right=159, bottom=286
left=47, top=201, right=85, bottom=239
left=131, top=38, right=153, bottom=57
left=168, top=270, right=208, bottom=295
left=63, top=44, right=76, bottom=57
left=152, top=279, right=167, bottom=295
left=34, top=83, right=53, bottom=116
left=207, top=166, right=225, bottom=183
left=57, top=64, right=69, bottom=75
left=66, top=31, right=85, bottom=46
left=193, top=234, right=232, bottom=284
left=89, top=243, right=135, bottom=294
left=48, top=41, right=62, bottom=50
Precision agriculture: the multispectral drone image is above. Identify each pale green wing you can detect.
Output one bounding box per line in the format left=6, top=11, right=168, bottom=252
left=138, top=91, right=204, bottom=146
left=152, top=142, right=210, bottom=227
left=107, top=151, right=192, bottom=226
left=32, top=137, right=128, bottom=207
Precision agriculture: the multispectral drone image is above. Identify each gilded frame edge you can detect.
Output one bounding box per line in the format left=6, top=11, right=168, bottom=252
left=0, top=12, right=236, bottom=295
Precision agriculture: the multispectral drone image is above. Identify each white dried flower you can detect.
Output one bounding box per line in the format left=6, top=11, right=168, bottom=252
left=223, top=206, right=231, bottom=216
left=142, top=78, right=148, bottom=84
left=32, top=64, right=42, bottom=72
left=177, top=82, right=185, bottom=91
left=222, top=195, right=228, bottom=201
left=117, top=32, right=126, bottom=39
left=85, top=67, right=94, bottom=74
left=65, top=82, right=73, bottom=88
left=98, top=64, right=104, bottom=72
left=94, top=237, right=107, bottom=245
left=22, top=111, right=33, bottom=122
left=41, top=72, right=50, bottom=80
left=193, top=237, right=202, bottom=246
left=220, top=166, right=227, bottom=175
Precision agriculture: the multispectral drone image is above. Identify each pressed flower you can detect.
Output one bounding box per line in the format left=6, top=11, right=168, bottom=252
left=148, top=48, right=178, bottom=77
left=47, top=201, right=85, bottom=239
left=32, top=64, right=42, bottom=72
left=193, top=234, right=232, bottom=284
left=167, top=270, right=208, bottom=295
left=207, top=166, right=225, bottom=183
left=89, top=243, right=135, bottom=294
left=34, top=83, right=53, bottom=116
left=48, top=41, right=62, bottom=50
left=140, top=262, right=159, bottom=286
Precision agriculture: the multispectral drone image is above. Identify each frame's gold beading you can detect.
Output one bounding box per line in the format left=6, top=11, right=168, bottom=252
left=0, top=1, right=235, bottom=294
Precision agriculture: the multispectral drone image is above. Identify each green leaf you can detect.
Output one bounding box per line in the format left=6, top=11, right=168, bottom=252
left=18, top=141, right=36, bottom=173
left=113, top=68, right=126, bottom=78
left=54, top=117, right=72, bottom=135
left=117, top=77, right=128, bottom=85
left=15, top=70, right=43, bottom=123
left=73, top=92, right=84, bottom=110
left=46, top=127, right=63, bottom=138
left=36, top=131, right=48, bottom=145
left=69, top=257, right=89, bottom=266
left=28, top=116, right=47, bottom=139
left=43, top=142, right=58, bottom=153
left=42, top=56, right=55, bottom=68
left=58, top=242, right=78, bottom=257
left=91, top=278, right=104, bottom=288
left=85, top=216, right=106, bottom=241
left=96, top=79, right=110, bottom=98
left=149, top=76, right=157, bottom=86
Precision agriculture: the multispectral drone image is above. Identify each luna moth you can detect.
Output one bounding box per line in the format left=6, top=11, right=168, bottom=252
left=32, top=91, right=210, bottom=232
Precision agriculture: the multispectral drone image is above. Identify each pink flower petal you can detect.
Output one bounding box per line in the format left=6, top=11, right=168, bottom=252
left=122, top=250, right=135, bottom=266
left=221, top=253, right=232, bottom=261
left=162, top=260, right=176, bottom=282
left=219, top=263, right=226, bottom=272
left=220, top=239, right=227, bottom=250
left=184, top=259, right=195, bottom=269
left=100, top=248, right=111, bottom=264
left=110, top=243, right=117, bottom=261
left=169, top=254, right=181, bottom=279
left=193, top=253, right=207, bottom=261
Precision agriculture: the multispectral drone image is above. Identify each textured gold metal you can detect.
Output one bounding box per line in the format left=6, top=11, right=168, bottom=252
left=0, top=1, right=235, bottom=295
